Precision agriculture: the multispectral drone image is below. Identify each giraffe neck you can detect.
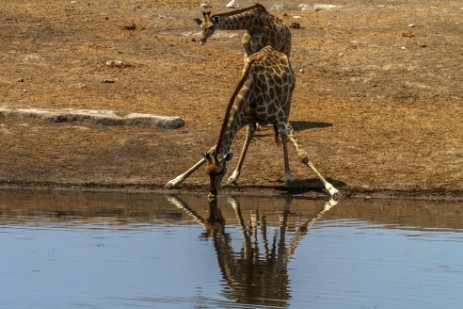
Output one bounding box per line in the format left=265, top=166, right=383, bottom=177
left=213, top=4, right=267, bottom=31
left=215, top=71, right=253, bottom=156
left=215, top=104, right=243, bottom=157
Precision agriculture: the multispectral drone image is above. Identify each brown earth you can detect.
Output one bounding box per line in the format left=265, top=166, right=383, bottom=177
left=0, top=0, right=462, bottom=199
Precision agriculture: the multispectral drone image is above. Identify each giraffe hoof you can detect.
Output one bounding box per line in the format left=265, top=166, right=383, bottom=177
left=284, top=179, right=292, bottom=187
left=327, top=186, right=340, bottom=200
left=165, top=178, right=181, bottom=188
left=165, top=182, right=176, bottom=189
left=227, top=178, right=237, bottom=185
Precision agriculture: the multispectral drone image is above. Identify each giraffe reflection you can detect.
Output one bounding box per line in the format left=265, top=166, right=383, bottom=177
left=166, top=195, right=338, bottom=307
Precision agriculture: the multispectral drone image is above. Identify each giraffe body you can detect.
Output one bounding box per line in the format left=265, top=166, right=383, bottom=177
left=215, top=45, right=295, bottom=149
left=204, top=46, right=294, bottom=197
left=166, top=46, right=338, bottom=198
left=194, top=4, right=291, bottom=58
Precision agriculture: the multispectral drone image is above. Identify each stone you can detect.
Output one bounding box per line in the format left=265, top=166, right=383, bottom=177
left=226, top=0, right=237, bottom=9
left=271, top=4, right=287, bottom=12
left=105, top=60, right=124, bottom=67
left=0, top=107, right=185, bottom=129
left=71, top=82, right=86, bottom=89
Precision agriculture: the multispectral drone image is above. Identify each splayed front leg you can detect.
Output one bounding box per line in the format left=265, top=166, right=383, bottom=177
left=227, top=124, right=256, bottom=185
left=165, top=157, right=207, bottom=188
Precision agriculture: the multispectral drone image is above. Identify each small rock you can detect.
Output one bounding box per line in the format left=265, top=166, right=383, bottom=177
left=408, top=23, right=416, bottom=28
left=300, top=4, right=310, bottom=12
left=310, top=4, right=339, bottom=12
left=401, top=46, right=407, bottom=50
left=122, top=23, right=136, bottom=31
left=226, top=0, right=237, bottom=8
left=200, top=3, right=211, bottom=9
left=299, top=69, right=304, bottom=73
left=105, top=60, right=125, bottom=67
left=16, top=78, right=24, bottom=82
left=289, top=22, right=301, bottom=29
left=71, top=83, right=86, bottom=89
left=101, top=79, right=115, bottom=83
left=402, top=32, right=415, bottom=38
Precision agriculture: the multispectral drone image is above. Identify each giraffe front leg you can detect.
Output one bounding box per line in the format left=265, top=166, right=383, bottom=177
left=165, top=174, right=187, bottom=188
left=165, top=157, right=207, bottom=188
left=227, top=124, right=256, bottom=185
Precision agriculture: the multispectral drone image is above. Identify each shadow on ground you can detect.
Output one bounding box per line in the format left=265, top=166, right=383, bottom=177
left=290, top=121, right=332, bottom=132
left=274, top=178, right=346, bottom=195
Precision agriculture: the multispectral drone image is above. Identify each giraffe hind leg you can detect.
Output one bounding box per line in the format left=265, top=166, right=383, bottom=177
left=287, top=129, right=339, bottom=198
left=273, top=124, right=281, bottom=145
left=279, top=127, right=293, bottom=186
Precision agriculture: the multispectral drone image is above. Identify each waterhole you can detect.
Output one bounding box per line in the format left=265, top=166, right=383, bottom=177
left=1, top=191, right=462, bottom=308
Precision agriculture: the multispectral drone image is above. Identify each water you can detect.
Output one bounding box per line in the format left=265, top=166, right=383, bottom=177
left=1, top=191, right=462, bottom=309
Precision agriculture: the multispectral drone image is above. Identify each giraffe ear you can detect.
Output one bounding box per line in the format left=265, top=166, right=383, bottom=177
left=193, top=18, right=202, bottom=25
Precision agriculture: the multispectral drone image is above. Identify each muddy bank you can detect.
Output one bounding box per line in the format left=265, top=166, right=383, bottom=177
left=0, top=0, right=462, bottom=200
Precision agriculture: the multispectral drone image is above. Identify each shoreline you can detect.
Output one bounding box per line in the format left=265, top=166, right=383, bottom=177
left=1, top=181, right=462, bottom=202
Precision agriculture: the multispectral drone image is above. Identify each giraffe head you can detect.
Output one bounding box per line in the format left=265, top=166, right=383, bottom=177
left=203, top=151, right=233, bottom=198
left=193, top=11, right=219, bottom=45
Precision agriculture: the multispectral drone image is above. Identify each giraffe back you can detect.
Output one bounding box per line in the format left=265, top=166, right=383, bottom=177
left=245, top=46, right=295, bottom=125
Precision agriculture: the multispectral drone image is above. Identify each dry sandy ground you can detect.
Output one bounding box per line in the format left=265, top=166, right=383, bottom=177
left=0, top=0, right=462, bottom=199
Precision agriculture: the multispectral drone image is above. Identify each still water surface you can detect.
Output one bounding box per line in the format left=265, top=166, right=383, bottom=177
left=1, top=191, right=462, bottom=309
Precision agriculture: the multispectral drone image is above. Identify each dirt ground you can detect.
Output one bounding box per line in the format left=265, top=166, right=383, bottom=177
left=0, top=0, right=462, bottom=199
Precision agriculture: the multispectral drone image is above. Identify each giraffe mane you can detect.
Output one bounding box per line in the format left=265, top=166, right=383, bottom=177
left=211, top=3, right=267, bottom=18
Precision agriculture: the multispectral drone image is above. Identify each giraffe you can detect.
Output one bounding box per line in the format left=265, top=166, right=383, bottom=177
left=166, top=46, right=338, bottom=199
left=193, top=3, right=291, bottom=58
